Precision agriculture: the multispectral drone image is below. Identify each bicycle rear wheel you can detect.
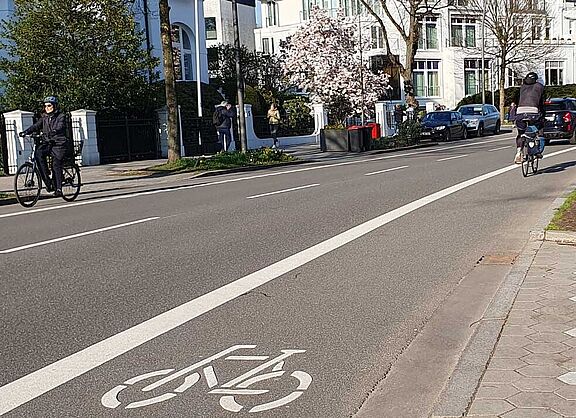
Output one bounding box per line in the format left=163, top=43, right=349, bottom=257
left=521, top=147, right=530, bottom=177
left=61, top=164, right=81, bottom=202
left=531, top=155, right=539, bottom=174
left=14, top=162, right=41, bottom=207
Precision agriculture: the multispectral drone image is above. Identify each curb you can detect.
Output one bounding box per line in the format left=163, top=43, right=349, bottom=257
left=543, top=229, right=576, bottom=244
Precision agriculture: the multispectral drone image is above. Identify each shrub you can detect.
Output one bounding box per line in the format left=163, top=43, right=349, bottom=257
left=396, top=120, right=421, bottom=146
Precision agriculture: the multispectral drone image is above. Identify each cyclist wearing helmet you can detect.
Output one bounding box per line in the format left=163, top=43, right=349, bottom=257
left=19, top=96, right=70, bottom=196
left=514, top=72, right=545, bottom=163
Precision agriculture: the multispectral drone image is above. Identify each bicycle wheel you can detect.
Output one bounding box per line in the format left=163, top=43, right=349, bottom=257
left=61, top=165, right=81, bottom=202
left=531, top=155, right=539, bottom=174
left=521, top=148, right=529, bottom=177
left=14, top=162, right=41, bottom=207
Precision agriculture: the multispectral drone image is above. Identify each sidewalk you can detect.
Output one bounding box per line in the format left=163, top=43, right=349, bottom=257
left=433, top=196, right=576, bottom=417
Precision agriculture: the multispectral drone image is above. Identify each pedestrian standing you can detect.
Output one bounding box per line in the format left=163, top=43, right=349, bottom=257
left=267, top=103, right=281, bottom=148
left=508, top=102, right=517, bottom=122
left=213, top=101, right=236, bottom=151
left=393, top=104, right=404, bottom=132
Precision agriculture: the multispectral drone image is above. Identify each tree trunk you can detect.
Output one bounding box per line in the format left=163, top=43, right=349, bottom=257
left=499, top=55, right=507, bottom=123
left=402, top=19, right=419, bottom=109
left=159, top=0, right=180, bottom=162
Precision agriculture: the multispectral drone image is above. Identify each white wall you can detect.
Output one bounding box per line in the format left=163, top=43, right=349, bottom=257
left=205, top=0, right=256, bottom=50
left=132, top=0, right=209, bottom=83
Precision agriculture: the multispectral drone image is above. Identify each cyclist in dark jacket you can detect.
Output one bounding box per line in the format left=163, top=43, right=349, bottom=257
left=19, top=96, right=70, bottom=196
left=514, top=72, right=545, bottom=163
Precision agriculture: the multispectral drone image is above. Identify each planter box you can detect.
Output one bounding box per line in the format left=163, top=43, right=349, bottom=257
left=320, top=129, right=348, bottom=152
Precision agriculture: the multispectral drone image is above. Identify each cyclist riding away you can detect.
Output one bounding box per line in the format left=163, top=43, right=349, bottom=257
left=514, top=72, right=545, bottom=164
left=19, top=96, right=70, bottom=197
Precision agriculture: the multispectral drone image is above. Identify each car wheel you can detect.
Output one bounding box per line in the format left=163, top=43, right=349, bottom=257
left=445, top=130, right=452, bottom=141
left=494, top=120, right=501, bottom=134
left=477, top=124, right=484, bottom=137
left=570, top=129, right=576, bottom=145
left=462, top=127, right=468, bottom=140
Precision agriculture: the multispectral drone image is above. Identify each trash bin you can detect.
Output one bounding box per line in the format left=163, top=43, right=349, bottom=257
left=347, top=125, right=363, bottom=152
left=366, top=122, right=381, bottom=140
left=348, top=126, right=373, bottom=152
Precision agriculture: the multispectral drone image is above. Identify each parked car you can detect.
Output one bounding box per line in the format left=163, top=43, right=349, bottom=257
left=420, top=111, right=468, bottom=141
left=543, top=98, right=576, bottom=144
left=457, top=104, right=501, bottom=137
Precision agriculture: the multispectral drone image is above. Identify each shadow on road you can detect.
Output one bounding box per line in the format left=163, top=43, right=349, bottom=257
left=538, top=160, right=576, bottom=175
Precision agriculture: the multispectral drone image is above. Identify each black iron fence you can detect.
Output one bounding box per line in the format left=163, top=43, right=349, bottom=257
left=180, top=114, right=221, bottom=155
left=0, top=114, right=7, bottom=174
left=252, top=115, right=315, bottom=139
left=96, top=114, right=160, bottom=164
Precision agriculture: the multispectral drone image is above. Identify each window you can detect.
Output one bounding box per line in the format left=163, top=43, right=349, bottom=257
left=451, top=17, right=476, bottom=47
left=464, top=59, right=490, bottom=96
left=266, top=1, right=278, bottom=26
left=507, top=68, right=522, bottom=86
left=531, top=17, right=543, bottom=40
left=412, top=60, right=440, bottom=97
left=262, top=38, right=270, bottom=54
left=171, top=24, right=193, bottom=81
left=418, top=16, right=438, bottom=50
left=545, top=61, right=564, bottom=86
left=371, top=26, right=384, bottom=49
left=205, top=17, right=217, bottom=40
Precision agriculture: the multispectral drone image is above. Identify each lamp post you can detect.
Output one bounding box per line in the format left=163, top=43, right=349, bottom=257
left=358, top=12, right=365, bottom=126
left=232, top=0, right=248, bottom=151
left=481, top=0, right=486, bottom=104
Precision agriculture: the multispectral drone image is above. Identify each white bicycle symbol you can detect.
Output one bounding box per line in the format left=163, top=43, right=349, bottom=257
left=101, top=345, right=312, bottom=413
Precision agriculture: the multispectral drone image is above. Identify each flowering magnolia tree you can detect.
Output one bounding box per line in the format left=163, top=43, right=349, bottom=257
left=283, top=7, right=390, bottom=127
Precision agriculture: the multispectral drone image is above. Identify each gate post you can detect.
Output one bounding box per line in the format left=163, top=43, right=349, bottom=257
left=3, top=110, right=34, bottom=175
left=70, top=109, right=100, bottom=165
left=375, top=101, right=392, bottom=138
left=312, top=104, right=327, bottom=138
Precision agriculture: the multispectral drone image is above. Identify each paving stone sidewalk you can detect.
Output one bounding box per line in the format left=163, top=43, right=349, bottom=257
left=467, top=237, right=576, bottom=417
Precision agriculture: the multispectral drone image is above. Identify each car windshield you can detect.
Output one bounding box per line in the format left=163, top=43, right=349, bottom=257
left=424, top=112, right=451, bottom=121
left=459, top=107, right=482, bottom=116
left=544, top=101, right=568, bottom=111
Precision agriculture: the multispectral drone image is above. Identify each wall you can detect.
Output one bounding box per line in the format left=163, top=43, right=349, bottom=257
left=205, top=0, right=256, bottom=50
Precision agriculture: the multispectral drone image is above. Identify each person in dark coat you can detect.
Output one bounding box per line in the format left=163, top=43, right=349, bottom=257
left=507, top=102, right=517, bottom=121
left=214, top=100, right=236, bottom=151
left=394, top=104, right=404, bottom=130
left=19, top=96, right=70, bottom=196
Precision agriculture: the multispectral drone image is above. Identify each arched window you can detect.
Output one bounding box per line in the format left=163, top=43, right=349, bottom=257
left=171, top=24, right=194, bottom=81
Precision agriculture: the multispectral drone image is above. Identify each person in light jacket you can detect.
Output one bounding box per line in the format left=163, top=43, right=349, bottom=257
left=267, top=103, right=281, bottom=148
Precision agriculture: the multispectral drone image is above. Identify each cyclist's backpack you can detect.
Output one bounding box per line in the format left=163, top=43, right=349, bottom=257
left=212, top=109, right=225, bottom=126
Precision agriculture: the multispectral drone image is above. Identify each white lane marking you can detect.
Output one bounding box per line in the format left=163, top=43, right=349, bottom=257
left=488, top=145, right=512, bottom=152
left=436, top=155, right=468, bottom=162
left=0, top=146, right=575, bottom=415
left=246, top=184, right=319, bottom=199
left=364, top=165, right=409, bottom=176
left=0, top=218, right=159, bottom=254
left=0, top=137, right=512, bottom=220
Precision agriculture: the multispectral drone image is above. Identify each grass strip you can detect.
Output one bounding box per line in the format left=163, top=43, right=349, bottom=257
left=547, top=189, right=576, bottom=230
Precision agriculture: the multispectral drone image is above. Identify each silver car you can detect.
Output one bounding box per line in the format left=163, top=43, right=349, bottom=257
left=458, top=104, right=501, bottom=137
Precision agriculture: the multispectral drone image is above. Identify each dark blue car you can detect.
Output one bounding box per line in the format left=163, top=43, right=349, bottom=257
left=420, top=111, right=468, bottom=141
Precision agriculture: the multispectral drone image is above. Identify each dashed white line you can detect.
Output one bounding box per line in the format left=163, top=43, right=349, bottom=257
left=1, top=146, right=575, bottom=416
left=0, top=137, right=513, bottom=220
left=0, top=217, right=159, bottom=254
left=436, top=155, right=468, bottom=162
left=246, top=184, right=319, bottom=199
left=364, top=165, right=409, bottom=176
left=488, top=145, right=512, bottom=152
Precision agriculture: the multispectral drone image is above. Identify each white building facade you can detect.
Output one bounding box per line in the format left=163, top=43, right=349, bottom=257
left=204, top=0, right=257, bottom=50
left=255, top=0, right=576, bottom=108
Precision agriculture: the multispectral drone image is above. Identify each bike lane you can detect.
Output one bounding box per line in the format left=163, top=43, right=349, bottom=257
left=2, top=147, right=576, bottom=417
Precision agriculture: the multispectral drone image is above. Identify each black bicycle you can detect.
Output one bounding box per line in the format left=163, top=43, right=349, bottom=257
left=519, top=125, right=541, bottom=177
left=13, top=133, right=83, bottom=207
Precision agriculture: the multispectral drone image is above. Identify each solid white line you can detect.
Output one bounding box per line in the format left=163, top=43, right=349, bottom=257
left=246, top=184, right=319, bottom=199
left=0, top=138, right=512, bottom=220
left=436, top=155, right=468, bottom=162
left=364, top=165, right=409, bottom=176
left=0, top=218, right=159, bottom=254
left=488, top=145, right=512, bottom=152
left=1, top=146, right=575, bottom=416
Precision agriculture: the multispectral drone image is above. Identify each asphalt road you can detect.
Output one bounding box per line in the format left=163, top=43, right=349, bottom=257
left=1, top=133, right=576, bottom=417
